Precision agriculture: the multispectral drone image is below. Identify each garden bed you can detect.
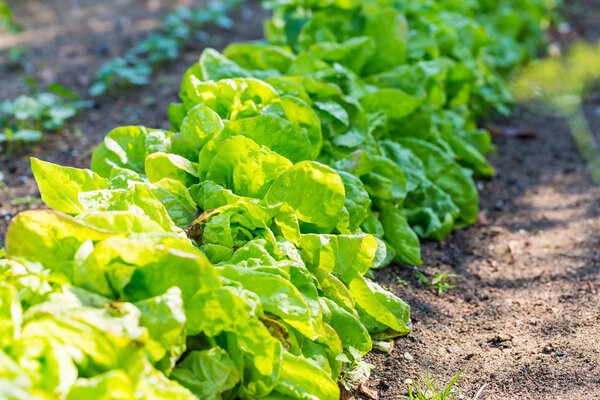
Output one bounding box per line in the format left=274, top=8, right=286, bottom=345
left=1, top=0, right=599, bottom=399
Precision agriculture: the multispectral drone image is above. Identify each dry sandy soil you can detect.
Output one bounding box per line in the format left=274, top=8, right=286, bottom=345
left=1, top=1, right=599, bottom=399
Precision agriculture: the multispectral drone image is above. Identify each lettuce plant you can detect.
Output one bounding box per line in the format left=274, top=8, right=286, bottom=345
left=0, top=85, right=90, bottom=152
left=0, top=0, right=553, bottom=398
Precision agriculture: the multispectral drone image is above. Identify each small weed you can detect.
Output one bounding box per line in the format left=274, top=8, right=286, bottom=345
left=415, top=269, right=462, bottom=295
left=396, top=277, right=409, bottom=286
left=402, top=370, right=486, bottom=400
left=430, top=272, right=462, bottom=294
left=414, top=270, right=429, bottom=285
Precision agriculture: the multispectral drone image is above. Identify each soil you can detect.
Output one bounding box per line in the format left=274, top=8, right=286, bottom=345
left=1, top=1, right=599, bottom=400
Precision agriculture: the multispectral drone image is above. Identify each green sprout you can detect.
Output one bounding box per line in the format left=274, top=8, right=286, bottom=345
left=415, top=270, right=462, bottom=295
left=0, top=82, right=90, bottom=152
left=403, top=370, right=486, bottom=400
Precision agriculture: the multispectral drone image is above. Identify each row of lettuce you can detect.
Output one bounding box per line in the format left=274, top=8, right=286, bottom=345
left=0, top=0, right=554, bottom=399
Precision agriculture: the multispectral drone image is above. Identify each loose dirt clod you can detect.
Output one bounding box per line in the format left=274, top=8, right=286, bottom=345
left=359, top=384, right=379, bottom=400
